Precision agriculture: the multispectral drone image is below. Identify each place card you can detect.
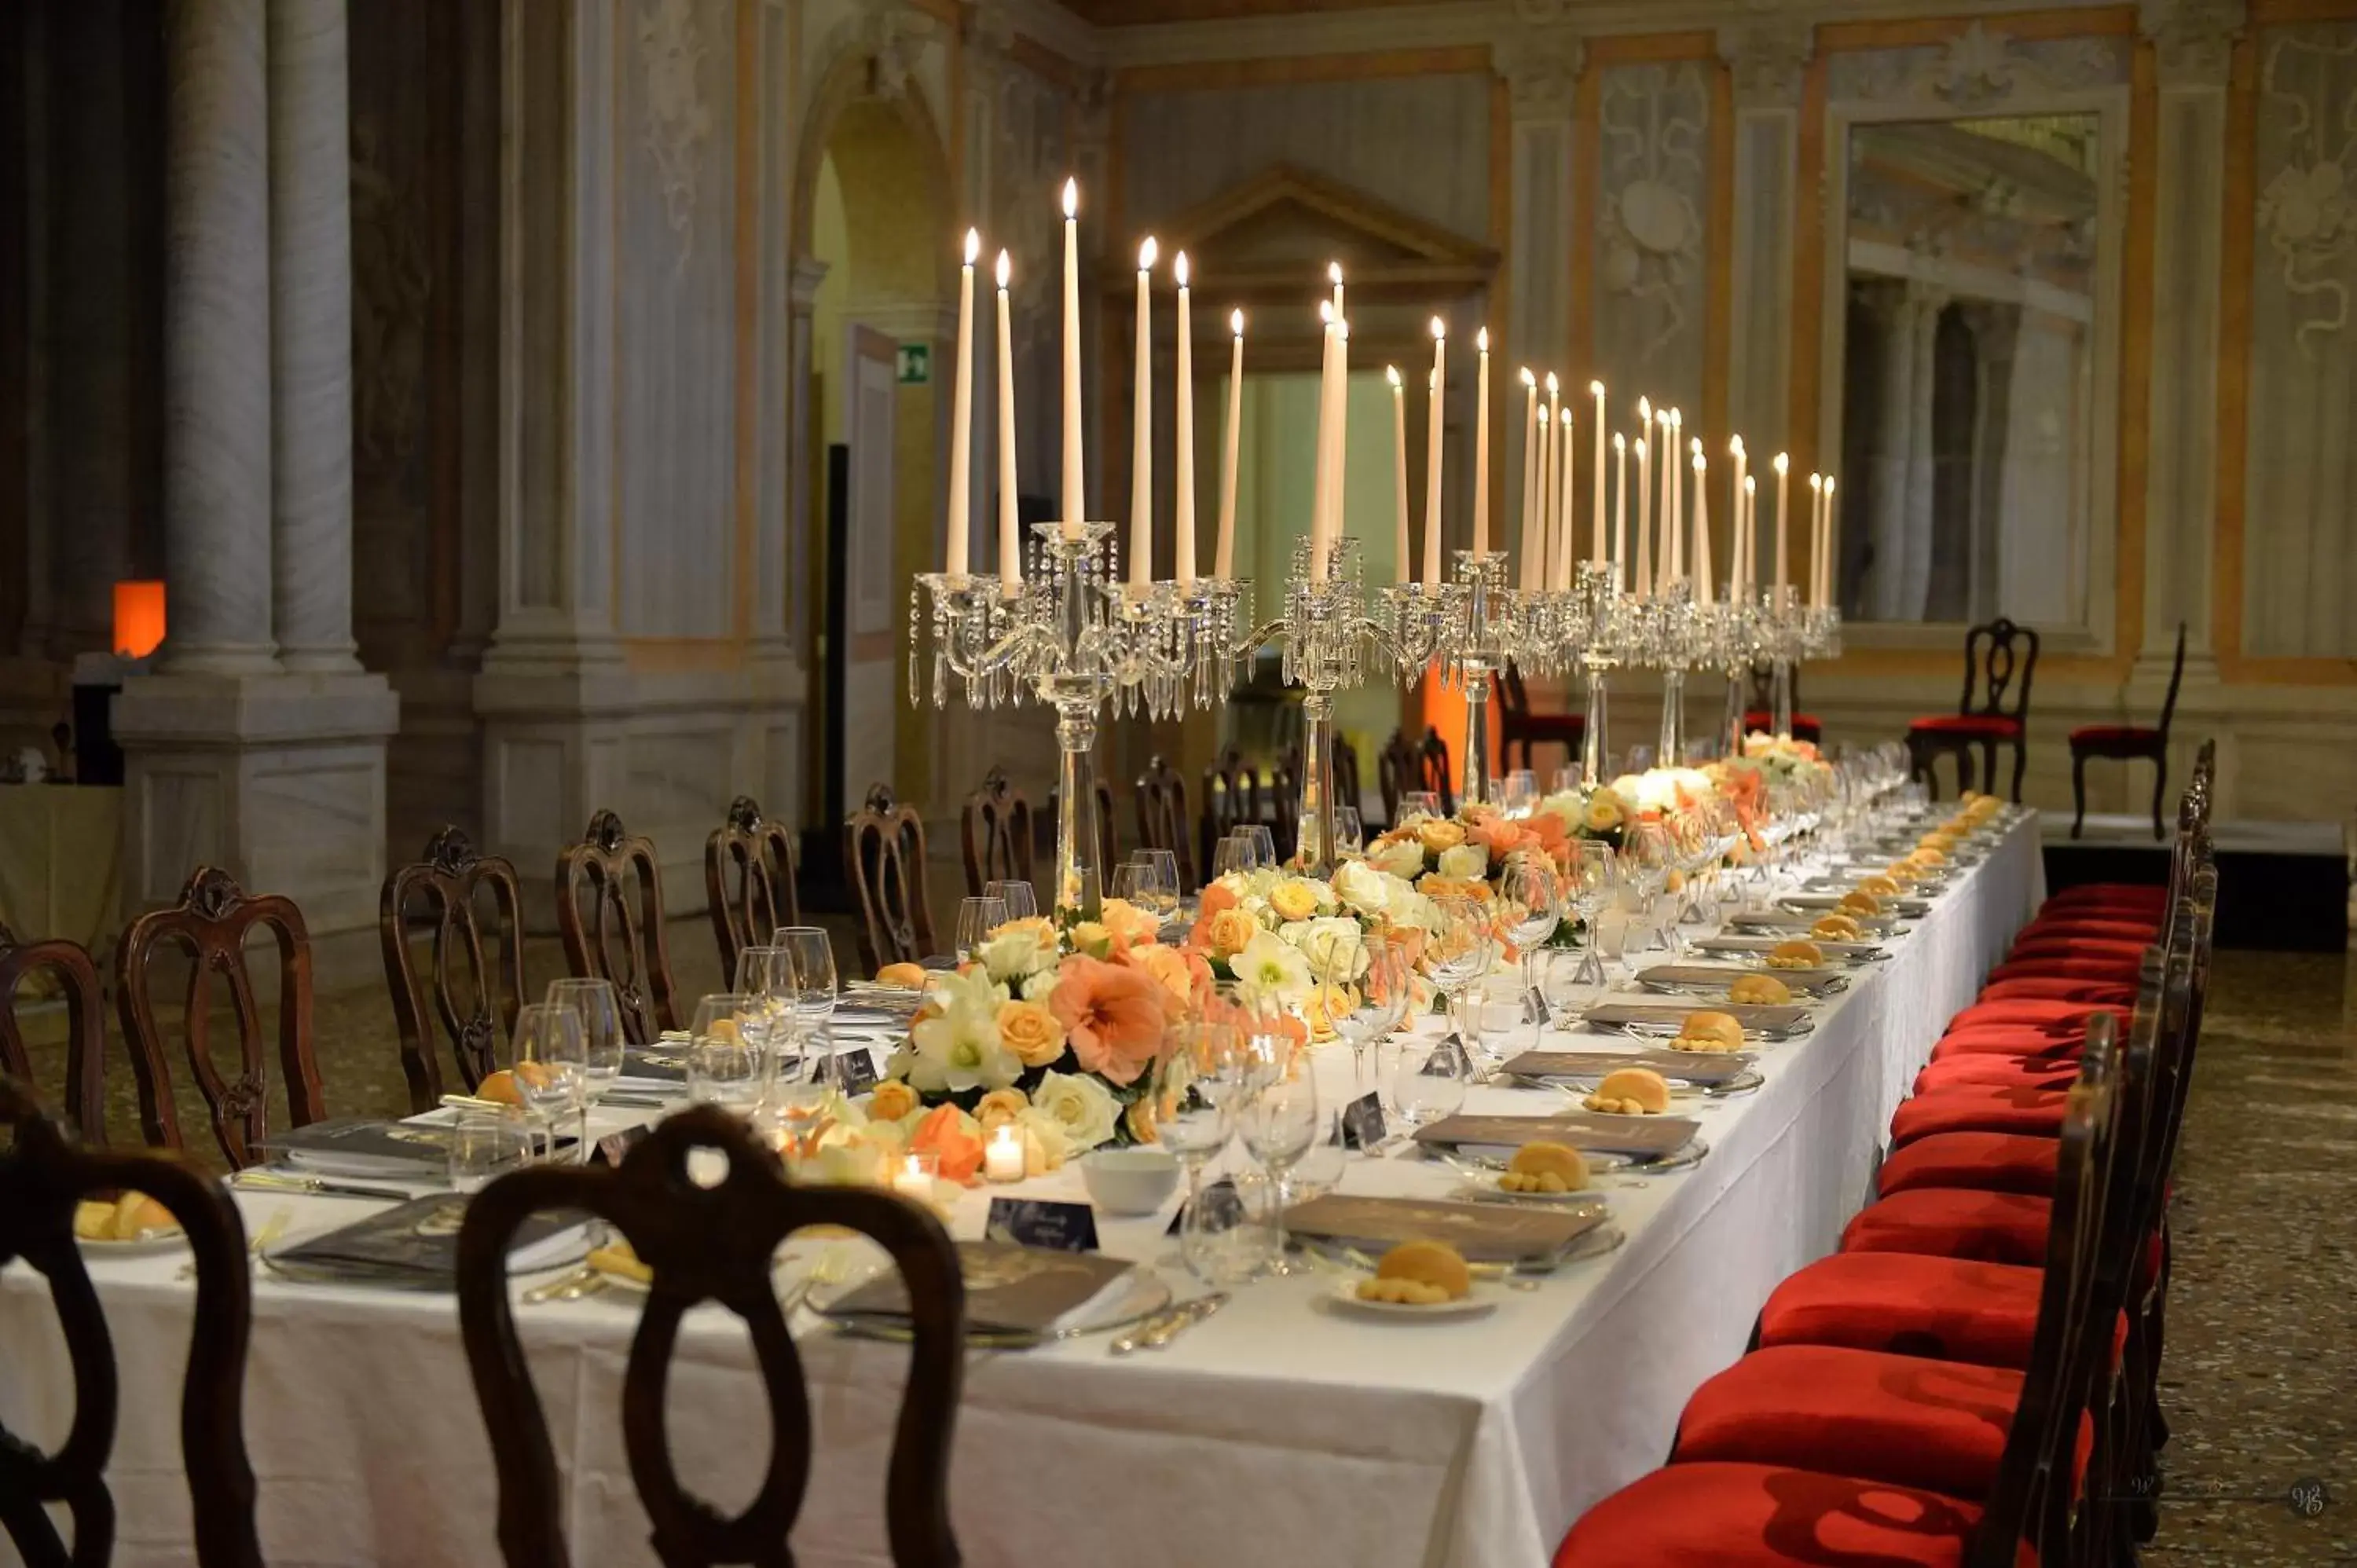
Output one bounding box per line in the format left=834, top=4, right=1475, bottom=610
left=987, top=1197, right=1100, bottom=1253
left=1340, top=1092, right=1387, bottom=1150
left=829, top=1047, right=882, bottom=1097
left=1283, top=1193, right=1607, bottom=1266
left=1501, top=1048, right=1756, bottom=1086
left=1413, top=1110, right=1703, bottom=1160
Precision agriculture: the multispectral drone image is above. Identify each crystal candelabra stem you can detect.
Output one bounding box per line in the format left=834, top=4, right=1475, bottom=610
left=1723, top=669, right=1747, bottom=760
left=1658, top=668, right=1685, bottom=766
left=1582, top=655, right=1611, bottom=783
left=1460, top=656, right=1496, bottom=808
left=1771, top=657, right=1794, bottom=743
left=1054, top=703, right=1103, bottom=919
left=1298, top=689, right=1338, bottom=877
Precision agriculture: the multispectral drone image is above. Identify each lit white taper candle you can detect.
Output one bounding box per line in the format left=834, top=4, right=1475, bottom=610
left=995, top=251, right=1020, bottom=592
left=1807, top=474, right=1824, bottom=608
left=1172, top=252, right=1196, bottom=586
left=1329, top=260, right=1344, bottom=317
left=947, top=229, right=978, bottom=574
left=1060, top=179, right=1083, bottom=535
left=1422, top=319, right=1446, bottom=587
left=1216, top=310, right=1244, bottom=580
left=1310, top=302, right=1337, bottom=579
left=1472, top=329, right=1491, bottom=555
left=1589, top=382, right=1607, bottom=566
left=1728, top=435, right=1747, bottom=595
left=1542, top=372, right=1561, bottom=585
left=1772, top=452, right=1790, bottom=595
left=1690, top=443, right=1711, bottom=606
left=1388, top=366, right=1409, bottom=584
left=1634, top=435, right=1654, bottom=596
left=1555, top=406, right=1576, bottom=591
left=1820, top=477, right=1837, bottom=609
left=1611, top=431, right=1628, bottom=588
left=1327, top=316, right=1351, bottom=582
left=1127, top=236, right=1157, bottom=587
left=1743, top=474, right=1758, bottom=598
left=1519, top=368, right=1539, bottom=589
left=1666, top=408, right=1684, bottom=580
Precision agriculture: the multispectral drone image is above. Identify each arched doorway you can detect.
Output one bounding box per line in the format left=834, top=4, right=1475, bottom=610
left=792, top=51, right=951, bottom=835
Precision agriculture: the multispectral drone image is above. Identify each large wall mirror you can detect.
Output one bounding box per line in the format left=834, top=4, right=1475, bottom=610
left=1820, top=57, right=2126, bottom=649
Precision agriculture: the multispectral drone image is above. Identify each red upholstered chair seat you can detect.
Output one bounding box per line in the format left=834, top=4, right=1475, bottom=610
left=1672, top=1345, right=2093, bottom=1503
left=1743, top=710, right=1824, bottom=742
left=1842, top=1188, right=2056, bottom=1266
left=1907, top=713, right=2023, bottom=738
left=2015, top=917, right=2160, bottom=942
left=1926, top=1028, right=2086, bottom=1064
left=1890, top=1084, right=2069, bottom=1148
left=1948, top=998, right=2124, bottom=1030
left=1756, top=1252, right=2124, bottom=1372
left=1975, top=976, right=2139, bottom=1006
left=1913, top=1054, right=2081, bottom=1096
left=2006, top=936, right=2150, bottom=964
left=1877, top=1130, right=2062, bottom=1197
left=2069, top=724, right=2157, bottom=748
left=1987, top=956, right=2147, bottom=985
left=1552, top=1461, right=2034, bottom=1567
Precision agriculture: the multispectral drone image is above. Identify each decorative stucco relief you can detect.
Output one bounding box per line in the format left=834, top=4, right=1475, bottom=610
left=1597, top=62, right=1709, bottom=368
left=639, top=0, right=713, bottom=274
left=2257, top=29, right=2356, bottom=355
left=1827, top=27, right=2128, bottom=110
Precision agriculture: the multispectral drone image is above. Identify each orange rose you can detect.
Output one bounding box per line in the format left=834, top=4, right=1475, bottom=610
left=1099, top=897, right=1161, bottom=950
left=1415, top=819, right=1468, bottom=854
left=1124, top=941, right=1208, bottom=1004
left=973, top=1087, right=1029, bottom=1131
left=996, top=999, right=1069, bottom=1068
left=868, top=1079, right=921, bottom=1123
left=1048, top=955, right=1171, bottom=1087
left=1198, top=881, right=1240, bottom=918
left=908, top=1104, right=984, bottom=1185
left=1124, top=1097, right=1160, bottom=1144
left=1469, top=817, right=1530, bottom=863
left=1417, top=874, right=1486, bottom=901
left=1194, top=907, right=1261, bottom=959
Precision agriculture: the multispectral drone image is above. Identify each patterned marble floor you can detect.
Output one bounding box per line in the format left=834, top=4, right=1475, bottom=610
left=9, top=932, right=2355, bottom=1559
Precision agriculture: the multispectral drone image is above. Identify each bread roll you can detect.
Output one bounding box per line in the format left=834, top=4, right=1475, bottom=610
left=476, top=1069, right=524, bottom=1107
left=1373, top=1239, right=1472, bottom=1301
left=1767, top=940, right=1824, bottom=969
left=876, top=962, right=929, bottom=989
left=1675, top=1011, right=1747, bottom=1053
left=1811, top=914, right=1864, bottom=942
left=1501, top=1141, right=1590, bottom=1193
left=1909, top=846, right=1948, bottom=868
left=73, top=1200, right=116, bottom=1241
left=1356, top=1276, right=1453, bottom=1305
left=1585, top=1067, right=1673, bottom=1115
left=112, top=1193, right=175, bottom=1240
left=1728, top=974, right=1793, bottom=1006
left=1855, top=875, right=1901, bottom=899
left=1837, top=890, right=1882, bottom=917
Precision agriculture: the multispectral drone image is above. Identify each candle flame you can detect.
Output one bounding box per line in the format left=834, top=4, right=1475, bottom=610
left=1138, top=236, right=1157, bottom=270
left=1173, top=251, right=1188, bottom=287
left=1545, top=372, right=1560, bottom=395
left=1690, top=438, right=1703, bottom=458
left=1477, top=327, right=1490, bottom=352
left=1589, top=379, right=1605, bottom=397
left=1318, top=300, right=1335, bottom=324
left=1520, top=366, right=1537, bottom=387
left=1430, top=316, right=1446, bottom=340
left=963, top=229, right=981, bottom=265
left=1729, top=434, right=1745, bottom=456
left=1638, top=395, right=1651, bottom=419
left=1062, top=178, right=1078, bottom=218
left=1387, top=365, right=1402, bottom=388
left=1809, top=473, right=1824, bottom=491
left=1230, top=307, right=1244, bottom=335
left=1614, top=431, right=1626, bottom=451
left=1824, top=477, right=1836, bottom=496
left=1745, top=474, right=1757, bottom=493
left=1670, top=408, right=1682, bottom=427
left=996, top=250, right=1012, bottom=288
left=1773, top=452, right=1789, bottom=475
left=1559, top=407, right=1573, bottom=424
left=1634, top=438, right=1648, bottom=458
left=1329, top=261, right=1344, bottom=285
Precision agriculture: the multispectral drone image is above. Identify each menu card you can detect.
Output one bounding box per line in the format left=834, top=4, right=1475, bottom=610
left=268, top=1196, right=592, bottom=1286
left=819, top=1240, right=1135, bottom=1338
left=1413, top=1110, right=1702, bottom=1160
left=1501, top=1047, right=1755, bottom=1086
left=256, top=1117, right=575, bottom=1176
left=1282, top=1193, right=1607, bottom=1266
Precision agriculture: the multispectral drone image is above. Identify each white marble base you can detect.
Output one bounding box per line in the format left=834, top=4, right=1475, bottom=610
left=110, top=669, right=399, bottom=977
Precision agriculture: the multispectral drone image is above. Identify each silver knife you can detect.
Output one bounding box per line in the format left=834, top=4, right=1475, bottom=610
left=230, top=1173, right=416, bottom=1201
left=1127, top=1291, right=1230, bottom=1353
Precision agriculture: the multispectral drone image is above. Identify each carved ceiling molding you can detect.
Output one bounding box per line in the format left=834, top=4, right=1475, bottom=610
left=1824, top=24, right=2128, bottom=112
left=2137, top=0, right=2245, bottom=89
left=1717, top=17, right=1813, bottom=110
left=1497, top=0, right=1583, bottom=119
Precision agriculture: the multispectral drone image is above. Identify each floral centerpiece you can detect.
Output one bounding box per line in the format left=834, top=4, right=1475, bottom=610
left=1183, top=862, right=1438, bottom=1029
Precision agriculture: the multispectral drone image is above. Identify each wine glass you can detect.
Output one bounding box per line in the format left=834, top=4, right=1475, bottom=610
left=984, top=879, right=1039, bottom=921
left=511, top=1002, right=585, bottom=1161
left=1127, top=850, right=1182, bottom=924
left=1493, top=856, right=1561, bottom=1050
left=1240, top=824, right=1277, bottom=871
left=545, top=977, right=625, bottom=1147
left=956, top=896, right=1010, bottom=958
left=1237, top=1032, right=1319, bottom=1275
left=772, top=926, right=839, bottom=1078
left=731, top=945, right=796, bottom=1090
left=1384, top=1031, right=1470, bottom=1130
left=1503, top=769, right=1540, bottom=819
left=685, top=993, right=764, bottom=1112
left=1424, top=894, right=1498, bottom=1068
left=1332, top=806, right=1365, bottom=855
left=1108, top=861, right=1156, bottom=919
left=1325, top=931, right=1409, bottom=1097
left=1622, top=821, right=1676, bottom=960
left=1398, top=789, right=1441, bottom=824
left=1210, top=833, right=1255, bottom=881
left=1562, top=838, right=1620, bottom=985
left=1149, top=1016, right=1244, bottom=1283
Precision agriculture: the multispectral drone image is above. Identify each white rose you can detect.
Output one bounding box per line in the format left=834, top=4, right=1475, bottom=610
left=1018, top=968, right=1061, bottom=1003
left=1537, top=789, right=1583, bottom=824
left=977, top=925, right=1054, bottom=984
left=905, top=969, right=1021, bottom=1094
left=1437, top=844, right=1490, bottom=882
left=1029, top=1070, right=1119, bottom=1152
left=1281, top=915, right=1369, bottom=981
left=1370, top=838, right=1426, bottom=880
left=1332, top=858, right=1391, bottom=915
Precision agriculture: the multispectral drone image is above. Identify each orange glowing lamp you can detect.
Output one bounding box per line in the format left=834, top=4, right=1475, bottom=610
left=113, top=581, right=165, bottom=659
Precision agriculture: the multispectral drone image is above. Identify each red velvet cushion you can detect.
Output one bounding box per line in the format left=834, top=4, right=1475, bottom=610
left=1842, top=1188, right=2056, bottom=1266
left=1987, top=957, right=2146, bottom=985
left=1758, top=1252, right=2131, bottom=1375
left=1890, top=1084, right=2069, bottom=1149
left=1975, top=977, right=2138, bottom=1006
left=2069, top=724, right=2157, bottom=747
left=1878, top=1131, right=2062, bottom=1198
left=2006, top=937, right=2150, bottom=964
left=1913, top=1054, right=2081, bottom=1097
left=1927, top=1028, right=2086, bottom=1064
left=1552, top=1461, right=2033, bottom=1567
left=1672, top=1345, right=2091, bottom=1503
left=1908, top=714, right=2023, bottom=738
left=2015, top=918, right=2160, bottom=943
left=1744, top=710, right=1824, bottom=737
left=1949, top=999, right=2123, bottom=1030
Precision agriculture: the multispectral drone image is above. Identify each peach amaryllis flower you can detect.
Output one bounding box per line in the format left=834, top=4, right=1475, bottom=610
left=1049, top=954, right=1171, bottom=1086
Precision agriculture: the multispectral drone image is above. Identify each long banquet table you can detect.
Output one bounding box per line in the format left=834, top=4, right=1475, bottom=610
left=1, top=813, right=2042, bottom=1568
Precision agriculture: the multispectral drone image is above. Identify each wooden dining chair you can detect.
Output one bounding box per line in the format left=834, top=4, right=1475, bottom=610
left=1905, top=617, right=2040, bottom=801
left=1330, top=734, right=1364, bottom=822
left=0, top=1079, right=262, bottom=1567
left=704, top=796, right=802, bottom=987
left=844, top=782, right=937, bottom=974
left=1739, top=662, right=1823, bottom=746
left=1493, top=661, right=1585, bottom=774
left=380, top=827, right=528, bottom=1113
left=959, top=765, right=1036, bottom=898
left=1378, top=727, right=1455, bottom=823
left=1269, top=750, right=1301, bottom=863
left=1199, top=746, right=1261, bottom=873
left=1134, top=755, right=1197, bottom=888
left=2069, top=623, right=2187, bottom=841
left=115, top=866, right=323, bottom=1171
left=0, top=921, right=106, bottom=1143
left=456, top=1104, right=965, bottom=1567
left=555, top=810, right=680, bottom=1047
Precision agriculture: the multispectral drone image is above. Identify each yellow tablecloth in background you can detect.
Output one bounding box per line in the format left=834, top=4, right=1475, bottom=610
left=0, top=784, right=122, bottom=956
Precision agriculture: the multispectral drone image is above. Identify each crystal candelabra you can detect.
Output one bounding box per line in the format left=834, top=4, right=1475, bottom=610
left=1239, top=535, right=1399, bottom=876
left=1567, top=562, right=1621, bottom=783
left=911, top=521, right=1247, bottom=918
left=1382, top=551, right=1549, bottom=808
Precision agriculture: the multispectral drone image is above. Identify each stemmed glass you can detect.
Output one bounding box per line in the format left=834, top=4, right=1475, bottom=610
left=1424, top=893, right=1498, bottom=1068
left=1324, top=931, right=1409, bottom=1097
left=511, top=1001, right=585, bottom=1161
left=1398, top=790, right=1442, bottom=824
left=1210, top=833, right=1255, bottom=881
left=1151, top=1013, right=1244, bottom=1283
left=544, top=978, right=625, bottom=1151
left=685, top=992, right=765, bottom=1112
left=1562, top=839, right=1620, bottom=985
left=1332, top=806, right=1365, bottom=855
left=1622, top=821, right=1677, bottom=961
left=1125, top=850, right=1182, bottom=924
left=772, top=926, right=841, bottom=1086
left=731, top=944, right=796, bottom=1090
left=1236, top=1030, right=1320, bottom=1276
left=984, top=879, right=1039, bottom=921
left=956, top=896, right=1010, bottom=957
left=1239, top=824, right=1277, bottom=870
left=1502, top=769, right=1540, bottom=819
left=1494, top=855, right=1562, bottom=1050
left=1531, top=944, right=1603, bottom=1031
left=1384, top=1029, right=1470, bottom=1130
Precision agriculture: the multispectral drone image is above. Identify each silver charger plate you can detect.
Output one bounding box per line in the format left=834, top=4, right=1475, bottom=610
left=1444, top=1137, right=1710, bottom=1175
left=813, top=1265, right=1173, bottom=1350
left=1691, top=935, right=1888, bottom=965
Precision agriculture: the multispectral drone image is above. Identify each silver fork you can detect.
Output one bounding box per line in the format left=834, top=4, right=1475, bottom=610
left=184, top=1205, right=292, bottom=1282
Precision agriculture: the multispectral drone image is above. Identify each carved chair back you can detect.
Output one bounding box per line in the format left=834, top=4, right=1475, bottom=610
left=1200, top=746, right=1261, bottom=870
left=1495, top=662, right=1532, bottom=721
left=845, top=783, right=937, bottom=974
left=0, top=922, right=105, bottom=1141
left=381, top=827, right=528, bottom=1113
left=1134, top=756, right=1197, bottom=888
left=1330, top=735, right=1363, bottom=823
left=555, top=811, right=680, bottom=1048
left=0, top=1079, right=262, bottom=1568
left=706, top=797, right=802, bottom=989
left=1268, top=752, right=1301, bottom=863
left=1959, top=617, right=2041, bottom=722
left=115, top=867, right=322, bottom=1170
left=959, top=766, right=1035, bottom=898
left=2154, top=622, right=2187, bottom=740
left=456, top=1105, right=964, bottom=1566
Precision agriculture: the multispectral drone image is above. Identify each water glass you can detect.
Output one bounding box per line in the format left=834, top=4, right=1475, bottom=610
left=1239, top=823, right=1277, bottom=870
left=1237, top=1038, right=1320, bottom=1274
left=1531, top=944, right=1603, bottom=1031
left=984, top=879, right=1039, bottom=921
left=545, top=978, right=625, bottom=1130
left=772, top=926, right=838, bottom=1046
left=1424, top=893, right=1497, bottom=1063
left=511, top=1002, right=586, bottom=1160
left=1398, top=790, right=1442, bottom=824
left=685, top=992, right=766, bottom=1112
left=731, top=945, right=797, bottom=1086
left=1210, top=833, right=1255, bottom=881
left=1332, top=806, right=1365, bottom=855
left=447, top=1109, right=533, bottom=1193
left=1324, top=930, right=1408, bottom=1095
left=956, top=896, right=1010, bottom=957
left=1503, top=769, right=1539, bottom=819
left=1127, top=849, right=1182, bottom=921
left=1385, top=1034, right=1470, bottom=1129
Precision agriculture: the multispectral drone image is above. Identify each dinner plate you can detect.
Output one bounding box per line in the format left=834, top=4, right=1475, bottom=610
left=1690, top=935, right=1886, bottom=965
left=1323, top=1277, right=1499, bottom=1320
left=76, top=1229, right=189, bottom=1258
left=1450, top=1138, right=1709, bottom=1174
left=1451, top=1180, right=1615, bottom=1210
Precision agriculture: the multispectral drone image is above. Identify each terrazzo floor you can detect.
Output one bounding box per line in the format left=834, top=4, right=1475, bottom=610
left=9, top=928, right=2356, bottom=1561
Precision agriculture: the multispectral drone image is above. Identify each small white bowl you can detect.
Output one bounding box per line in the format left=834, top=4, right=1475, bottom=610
left=1079, top=1147, right=1182, bottom=1215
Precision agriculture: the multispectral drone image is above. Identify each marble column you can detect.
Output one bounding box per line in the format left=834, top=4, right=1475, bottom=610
left=1718, top=22, right=1810, bottom=474
left=1866, top=281, right=1919, bottom=621
left=160, top=0, right=276, bottom=675
left=268, top=0, right=359, bottom=672
left=1498, top=20, right=1582, bottom=536
left=1897, top=280, right=1946, bottom=621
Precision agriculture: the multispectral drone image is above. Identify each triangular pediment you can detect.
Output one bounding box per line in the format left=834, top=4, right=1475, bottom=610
left=1153, top=163, right=1497, bottom=299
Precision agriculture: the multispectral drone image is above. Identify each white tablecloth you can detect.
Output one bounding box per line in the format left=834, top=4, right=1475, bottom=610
left=1, top=815, right=2042, bottom=1568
